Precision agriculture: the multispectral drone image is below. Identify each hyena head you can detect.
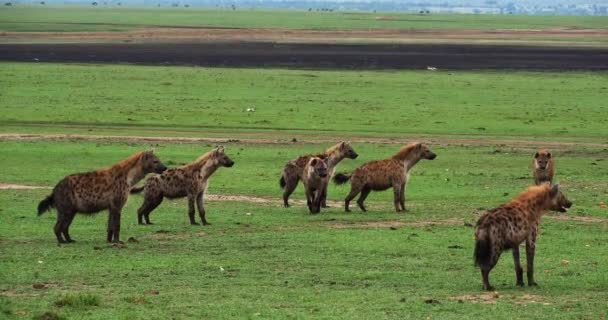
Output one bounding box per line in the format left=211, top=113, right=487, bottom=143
left=141, top=150, right=167, bottom=174
left=309, top=157, right=328, bottom=178
left=547, top=184, right=573, bottom=213
left=212, top=147, right=235, bottom=168
left=339, top=141, right=359, bottom=159
left=415, top=143, right=437, bottom=160
left=534, top=150, right=551, bottom=170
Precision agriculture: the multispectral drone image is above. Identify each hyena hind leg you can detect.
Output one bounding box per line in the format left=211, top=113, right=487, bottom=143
left=138, top=195, right=163, bottom=225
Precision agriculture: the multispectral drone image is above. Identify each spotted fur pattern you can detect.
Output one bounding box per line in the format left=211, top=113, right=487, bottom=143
left=533, top=149, right=555, bottom=185
left=333, top=143, right=436, bottom=212
left=279, top=142, right=358, bottom=208
left=474, top=184, right=572, bottom=291
left=37, top=150, right=167, bottom=243
left=131, top=147, right=234, bottom=226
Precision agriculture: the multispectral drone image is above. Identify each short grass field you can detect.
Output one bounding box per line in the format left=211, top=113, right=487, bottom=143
left=2, top=6, right=608, bottom=32
left=1, top=62, right=608, bottom=319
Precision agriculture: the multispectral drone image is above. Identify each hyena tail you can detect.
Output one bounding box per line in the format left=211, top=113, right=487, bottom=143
left=37, top=193, right=55, bottom=216
left=474, top=231, right=492, bottom=267
left=333, top=172, right=351, bottom=185
left=130, top=186, right=145, bottom=194
left=279, top=176, right=286, bottom=189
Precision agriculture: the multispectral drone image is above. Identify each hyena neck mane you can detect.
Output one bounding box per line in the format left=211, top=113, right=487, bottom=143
left=392, top=144, right=421, bottom=171
left=507, top=185, right=553, bottom=217
left=189, top=151, right=222, bottom=179
left=103, top=151, right=147, bottom=187
left=319, top=143, right=346, bottom=168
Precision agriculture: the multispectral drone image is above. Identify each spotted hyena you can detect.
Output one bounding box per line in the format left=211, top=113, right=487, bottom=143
left=302, top=157, right=329, bottom=214
left=279, top=142, right=358, bottom=208
left=130, top=147, right=234, bottom=226
left=37, top=151, right=167, bottom=243
left=333, top=143, right=436, bottom=212
left=474, top=184, right=572, bottom=291
left=533, top=149, right=555, bottom=185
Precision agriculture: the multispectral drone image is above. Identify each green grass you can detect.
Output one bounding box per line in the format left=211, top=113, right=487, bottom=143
left=2, top=7, right=608, bottom=32
left=1, top=60, right=607, bottom=318
left=2, top=63, right=608, bottom=141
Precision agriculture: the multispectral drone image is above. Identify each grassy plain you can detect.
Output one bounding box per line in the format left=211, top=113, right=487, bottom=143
left=1, top=61, right=607, bottom=318
left=2, top=7, right=608, bottom=33
left=1, top=63, right=608, bottom=141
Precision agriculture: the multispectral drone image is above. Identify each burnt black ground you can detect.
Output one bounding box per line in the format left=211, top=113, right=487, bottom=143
left=1, top=42, right=607, bottom=69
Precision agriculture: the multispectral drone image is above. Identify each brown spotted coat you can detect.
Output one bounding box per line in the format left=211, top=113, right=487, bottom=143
left=474, top=184, right=572, bottom=291
left=37, top=151, right=167, bottom=243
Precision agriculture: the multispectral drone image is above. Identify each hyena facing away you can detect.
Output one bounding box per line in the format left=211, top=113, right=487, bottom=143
left=533, top=149, right=555, bottom=185
left=37, top=150, right=167, bottom=244
left=474, top=184, right=572, bottom=291
left=302, top=157, right=329, bottom=214
left=279, top=142, right=358, bottom=208
left=333, top=143, right=436, bottom=212
left=131, top=147, right=234, bottom=226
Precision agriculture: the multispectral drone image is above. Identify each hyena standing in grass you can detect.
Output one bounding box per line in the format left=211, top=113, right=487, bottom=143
left=533, top=149, right=555, bottom=185
left=333, top=143, right=436, bottom=212
left=279, top=142, right=358, bottom=208
left=474, top=184, right=572, bottom=291
left=302, top=157, right=329, bottom=214
left=130, top=147, right=234, bottom=226
left=37, top=150, right=167, bottom=243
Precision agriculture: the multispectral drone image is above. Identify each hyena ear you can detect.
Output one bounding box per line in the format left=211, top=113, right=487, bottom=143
left=534, top=152, right=540, bottom=158
left=547, top=152, right=552, bottom=159
left=340, top=141, right=347, bottom=149
left=310, top=158, right=318, bottom=166
left=550, top=184, right=560, bottom=197
left=416, top=143, right=422, bottom=150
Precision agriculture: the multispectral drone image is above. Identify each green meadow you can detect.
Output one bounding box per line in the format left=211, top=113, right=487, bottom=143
left=2, top=7, right=608, bottom=32
left=1, top=61, right=607, bottom=319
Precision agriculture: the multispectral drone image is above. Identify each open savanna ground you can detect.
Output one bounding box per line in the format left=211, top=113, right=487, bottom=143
left=1, top=61, right=607, bottom=318
left=1, top=7, right=608, bottom=47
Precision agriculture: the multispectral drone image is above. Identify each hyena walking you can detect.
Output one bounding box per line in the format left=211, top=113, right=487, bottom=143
left=279, top=142, right=358, bottom=208
left=533, top=149, right=555, bottom=185
left=333, top=143, right=436, bottom=212
left=302, top=157, right=329, bottom=214
left=37, top=150, right=167, bottom=243
left=130, top=147, right=234, bottom=226
left=474, top=184, right=572, bottom=291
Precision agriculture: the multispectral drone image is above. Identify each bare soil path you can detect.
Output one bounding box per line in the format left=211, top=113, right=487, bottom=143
left=2, top=133, right=607, bottom=151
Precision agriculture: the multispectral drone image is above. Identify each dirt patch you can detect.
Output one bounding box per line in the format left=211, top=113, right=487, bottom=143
left=450, top=292, right=500, bottom=304
left=0, top=183, right=49, bottom=190
left=141, top=230, right=207, bottom=240
left=1, top=133, right=607, bottom=151
left=328, top=218, right=461, bottom=229
left=2, top=27, right=607, bottom=45
left=450, top=292, right=547, bottom=305
left=1, top=42, right=606, bottom=70
left=546, top=214, right=608, bottom=224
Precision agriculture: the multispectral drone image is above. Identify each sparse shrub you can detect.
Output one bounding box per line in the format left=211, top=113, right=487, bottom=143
left=33, top=311, right=65, bottom=320
left=54, top=293, right=100, bottom=308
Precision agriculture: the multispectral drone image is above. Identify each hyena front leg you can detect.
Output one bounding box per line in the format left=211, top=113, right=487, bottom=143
left=305, top=187, right=314, bottom=213
left=107, top=207, right=122, bottom=243
left=512, top=245, right=524, bottom=287
left=399, top=182, right=407, bottom=211
left=196, top=192, right=210, bottom=225
left=526, top=231, right=538, bottom=286
left=392, top=183, right=402, bottom=212
left=187, top=194, right=198, bottom=225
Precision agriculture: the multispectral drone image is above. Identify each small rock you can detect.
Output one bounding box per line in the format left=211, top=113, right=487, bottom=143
left=424, top=298, right=440, bottom=304
left=32, top=283, right=47, bottom=289
left=146, top=289, right=159, bottom=295
left=127, top=237, right=139, bottom=243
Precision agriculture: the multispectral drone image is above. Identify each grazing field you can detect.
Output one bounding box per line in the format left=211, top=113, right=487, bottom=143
left=2, top=63, right=608, bottom=140
left=2, top=7, right=608, bottom=33
left=1, top=61, right=607, bottom=319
